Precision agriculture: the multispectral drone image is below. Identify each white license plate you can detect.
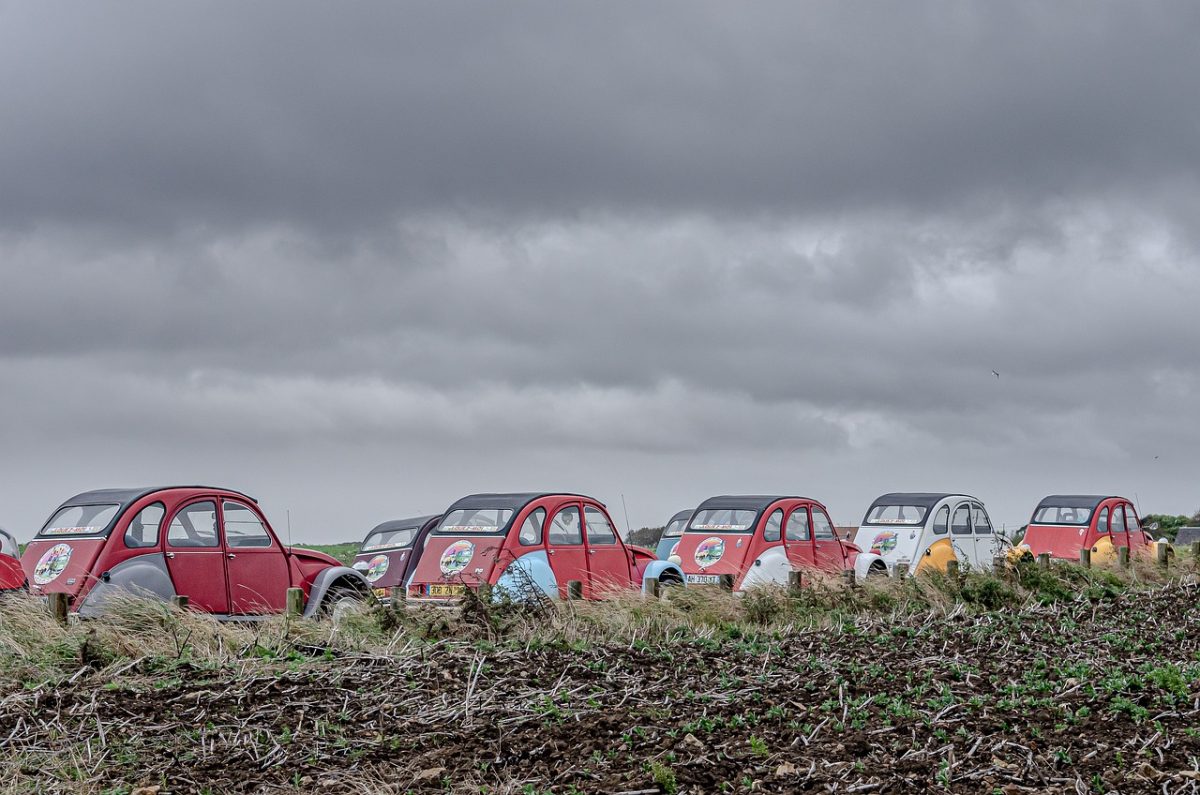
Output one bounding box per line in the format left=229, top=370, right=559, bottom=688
left=686, top=574, right=721, bottom=585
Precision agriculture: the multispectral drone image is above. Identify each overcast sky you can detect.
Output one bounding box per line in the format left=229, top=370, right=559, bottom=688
left=2, top=2, right=1198, bottom=542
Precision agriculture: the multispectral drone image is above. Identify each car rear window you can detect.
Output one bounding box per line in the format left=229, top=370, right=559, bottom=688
left=361, top=526, right=420, bottom=551
left=661, top=517, right=688, bottom=538
left=1032, top=506, right=1093, bottom=525
left=688, top=509, right=757, bottom=533
left=864, top=505, right=928, bottom=526
left=38, top=504, right=120, bottom=537
left=436, top=509, right=515, bottom=534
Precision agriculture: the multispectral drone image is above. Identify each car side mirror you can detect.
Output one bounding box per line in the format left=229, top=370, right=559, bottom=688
left=1149, top=522, right=1160, bottom=532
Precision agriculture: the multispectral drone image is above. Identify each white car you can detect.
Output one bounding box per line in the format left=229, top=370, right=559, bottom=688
left=852, top=493, right=1002, bottom=575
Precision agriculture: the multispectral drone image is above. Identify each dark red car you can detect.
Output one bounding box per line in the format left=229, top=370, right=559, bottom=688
left=22, top=486, right=371, bottom=617
left=408, top=492, right=685, bottom=601
left=0, top=528, right=23, bottom=591
left=351, top=514, right=441, bottom=601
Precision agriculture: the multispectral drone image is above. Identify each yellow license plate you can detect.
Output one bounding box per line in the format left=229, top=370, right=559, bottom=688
left=428, top=584, right=466, bottom=597
left=372, top=588, right=390, bottom=599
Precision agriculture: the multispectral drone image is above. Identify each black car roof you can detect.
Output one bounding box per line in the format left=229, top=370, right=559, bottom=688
left=445, top=493, right=594, bottom=513
left=870, top=493, right=968, bottom=510
left=694, top=495, right=804, bottom=512
left=367, top=514, right=440, bottom=535
left=668, top=509, right=694, bottom=523
left=58, top=486, right=258, bottom=512
left=1035, top=495, right=1118, bottom=511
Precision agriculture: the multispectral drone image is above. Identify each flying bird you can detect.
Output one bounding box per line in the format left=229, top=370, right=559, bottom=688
left=991, top=369, right=1000, bottom=379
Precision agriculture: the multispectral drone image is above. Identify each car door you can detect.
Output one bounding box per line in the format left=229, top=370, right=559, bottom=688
left=1108, top=503, right=1131, bottom=550
left=783, top=505, right=816, bottom=569
left=164, top=499, right=230, bottom=614
left=949, top=503, right=975, bottom=567
left=971, top=503, right=996, bottom=562
left=1123, top=503, right=1150, bottom=546
left=583, top=506, right=629, bottom=596
left=545, top=504, right=588, bottom=598
left=221, top=499, right=290, bottom=614
left=811, top=507, right=846, bottom=571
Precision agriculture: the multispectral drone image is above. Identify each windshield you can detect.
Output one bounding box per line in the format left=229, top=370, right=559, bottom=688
left=1032, top=506, right=1093, bottom=525
left=662, top=517, right=688, bottom=538
left=435, top=508, right=515, bottom=535
left=864, top=504, right=928, bottom=526
left=688, top=508, right=757, bottom=533
left=361, top=525, right=420, bottom=551
left=38, top=504, right=120, bottom=537
left=0, top=530, right=16, bottom=557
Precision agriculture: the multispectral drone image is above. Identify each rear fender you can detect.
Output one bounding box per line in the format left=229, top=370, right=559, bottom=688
left=641, top=560, right=684, bottom=591
left=494, top=551, right=556, bottom=601
left=77, top=554, right=176, bottom=617
left=302, top=566, right=371, bottom=618
left=854, top=551, right=886, bottom=582
left=916, top=538, right=957, bottom=575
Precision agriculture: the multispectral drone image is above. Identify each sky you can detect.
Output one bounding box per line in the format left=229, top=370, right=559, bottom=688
left=2, top=2, right=1199, bottom=542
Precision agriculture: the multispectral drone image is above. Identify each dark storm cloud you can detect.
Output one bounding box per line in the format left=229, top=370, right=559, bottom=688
left=2, top=2, right=1200, bottom=538
left=2, top=2, right=1200, bottom=234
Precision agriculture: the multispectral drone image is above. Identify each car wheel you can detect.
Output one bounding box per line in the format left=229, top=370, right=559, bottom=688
left=323, top=585, right=369, bottom=623
left=866, top=563, right=888, bottom=579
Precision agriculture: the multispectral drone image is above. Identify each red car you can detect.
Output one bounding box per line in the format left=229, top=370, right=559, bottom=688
left=351, top=514, right=441, bottom=601
left=0, top=528, right=23, bottom=591
left=22, top=486, right=371, bottom=617
left=1021, top=495, right=1155, bottom=563
left=408, top=493, right=685, bottom=601
left=670, top=495, right=882, bottom=590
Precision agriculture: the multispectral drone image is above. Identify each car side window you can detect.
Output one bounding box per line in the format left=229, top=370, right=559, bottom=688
left=812, top=510, right=836, bottom=540
left=786, top=508, right=810, bottom=541
left=971, top=505, right=992, bottom=535
left=548, top=507, right=582, bottom=545
left=223, top=501, right=273, bottom=548
left=584, top=507, right=617, bottom=545
left=762, top=509, right=782, bottom=542
left=519, top=508, right=545, bottom=546
left=1109, top=504, right=1125, bottom=534
left=951, top=505, right=971, bottom=535
left=124, top=502, right=165, bottom=549
left=933, top=505, right=949, bottom=535
left=1095, top=507, right=1109, bottom=534
left=1124, top=505, right=1141, bottom=534
left=167, top=501, right=219, bottom=548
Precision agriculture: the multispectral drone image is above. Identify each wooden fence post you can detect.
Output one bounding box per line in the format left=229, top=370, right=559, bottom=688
left=945, top=560, right=960, bottom=579
left=787, top=570, right=802, bottom=594
left=567, top=580, right=583, bottom=600
left=1157, top=543, right=1170, bottom=569
left=389, top=586, right=405, bottom=606
left=48, top=592, right=69, bottom=626
left=286, top=587, right=304, bottom=617
left=842, top=569, right=856, bottom=589
left=1117, top=546, right=1130, bottom=569
left=170, top=595, right=189, bottom=610
left=719, top=574, right=735, bottom=591
left=646, top=577, right=660, bottom=598
left=1191, top=541, right=1200, bottom=560
left=893, top=563, right=908, bottom=580
left=1037, top=553, right=1051, bottom=569
left=1079, top=548, right=1091, bottom=569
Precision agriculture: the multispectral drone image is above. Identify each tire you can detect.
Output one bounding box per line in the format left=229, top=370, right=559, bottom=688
left=322, top=584, right=370, bottom=622
left=866, top=563, right=888, bottom=580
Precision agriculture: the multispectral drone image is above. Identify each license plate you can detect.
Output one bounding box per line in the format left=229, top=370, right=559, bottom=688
left=372, top=588, right=389, bottom=599
left=686, top=574, right=721, bottom=585
left=427, top=584, right=467, bottom=597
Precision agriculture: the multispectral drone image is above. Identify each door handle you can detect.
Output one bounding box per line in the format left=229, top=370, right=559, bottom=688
left=165, top=552, right=175, bottom=559
left=588, top=550, right=595, bottom=555
left=226, top=553, right=236, bottom=559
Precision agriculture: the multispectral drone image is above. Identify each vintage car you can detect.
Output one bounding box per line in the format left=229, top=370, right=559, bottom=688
left=668, top=495, right=882, bottom=589
left=1021, top=495, right=1154, bottom=563
left=852, top=493, right=1003, bottom=575
left=21, top=486, right=371, bottom=618
left=351, top=514, right=441, bottom=601
left=0, top=527, right=24, bottom=590
left=407, top=492, right=684, bottom=601
left=655, top=509, right=695, bottom=561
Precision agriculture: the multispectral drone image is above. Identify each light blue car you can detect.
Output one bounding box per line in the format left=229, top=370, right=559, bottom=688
left=656, top=509, right=694, bottom=561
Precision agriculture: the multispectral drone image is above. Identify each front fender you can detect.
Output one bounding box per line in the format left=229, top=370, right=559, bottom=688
left=302, top=566, right=371, bottom=618
left=854, top=552, right=885, bottom=582
left=494, top=551, right=557, bottom=601
left=77, top=554, right=176, bottom=617
left=641, top=560, right=684, bottom=591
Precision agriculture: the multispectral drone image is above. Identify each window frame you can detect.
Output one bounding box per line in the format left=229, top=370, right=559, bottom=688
left=547, top=506, right=583, bottom=546
left=124, top=501, right=166, bottom=550
left=951, top=504, right=972, bottom=535
left=166, top=500, right=221, bottom=549
left=583, top=506, right=617, bottom=546
left=932, top=505, right=950, bottom=535
left=222, top=500, right=276, bottom=549
left=812, top=509, right=836, bottom=540
left=762, top=509, right=782, bottom=542
left=785, top=507, right=811, bottom=542
left=518, top=507, right=546, bottom=547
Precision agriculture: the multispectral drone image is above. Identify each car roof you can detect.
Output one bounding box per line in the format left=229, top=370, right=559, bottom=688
left=56, top=486, right=258, bottom=513
left=445, top=492, right=595, bottom=513
left=367, top=514, right=440, bottom=534
left=1035, top=495, right=1121, bottom=511
left=695, top=495, right=808, bottom=512
left=668, top=509, right=694, bottom=523
left=870, top=493, right=972, bottom=510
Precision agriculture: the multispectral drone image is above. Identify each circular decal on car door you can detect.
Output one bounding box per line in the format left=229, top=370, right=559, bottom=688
left=694, top=537, right=726, bottom=568
left=364, top=554, right=390, bottom=583
left=33, top=543, right=73, bottom=585
left=439, top=540, right=475, bottom=575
